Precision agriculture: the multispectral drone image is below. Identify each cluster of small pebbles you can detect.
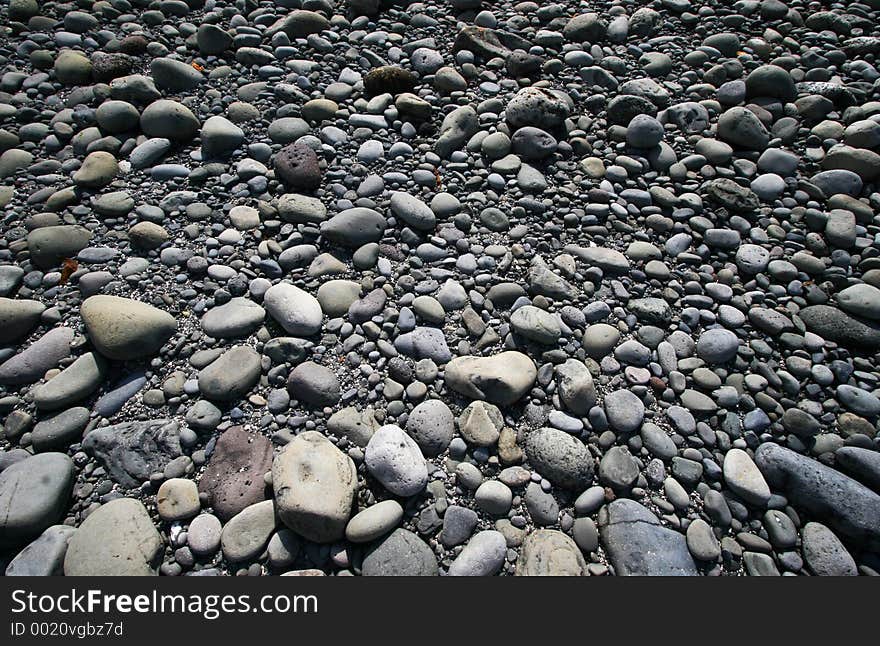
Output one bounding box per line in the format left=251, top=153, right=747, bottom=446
left=2, top=0, right=880, bottom=577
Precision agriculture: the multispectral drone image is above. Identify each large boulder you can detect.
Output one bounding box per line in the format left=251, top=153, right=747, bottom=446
left=272, top=431, right=358, bottom=543
left=64, top=498, right=163, bottom=576
left=0, top=453, right=74, bottom=549
left=80, top=295, right=176, bottom=360
left=444, top=351, right=537, bottom=405
left=82, top=419, right=182, bottom=489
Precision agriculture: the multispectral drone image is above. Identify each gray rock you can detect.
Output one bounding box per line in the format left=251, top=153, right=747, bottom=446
left=345, top=500, right=404, bottom=543
left=201, top=298, right=266, bottom=339
left=435, top=106, right=479, bottom=158
left=444, top=351, right=537, bottom=405
left=405, top=399, right=454, bottom=457
left=516, top=529, right=587, bottom=576
left=198, top=345, right=261, bottom=402
left=603, top=389, right=645, bottom=433
left=0, top=453, right=74, bottom=549
left=447, top=530, right=507, bottom=576
left=801, top=522, right=857, bottom=576
left=365, top=425, right=428, bottom=497
left=263, top=282, right=322, bottom=336
left=286, top=361, right=340, bottom=408
left=525, top=427, right=594, bottom=490
left=5, top=525, right=76, bottom=576
left=27, top=225, right=91, bottom=269
left=0, top=327, right=74, bottom=385
left=320, top=208, right=386, bottom=247
left=390, top=192, right=436, bottom=231
left=362, top=528, right=438, bottom=576
left=140, top=99, right=199, bottom=141
left=799, top=305, right=880, bottom=350
left=755, top=443, right=880, bottom=548
left=506, top=87, right=570, bottom=130
left=64, top=498, right=163, bottom=575
left=220, top=500, right=276, bottom=562
left=0, top=297, right=45, bottom=344
left=82, top=419, right=182, bottom=488
left=598, top=499, right=698, bottom=576
left=32, top=352, right=106, bottom=411
left=272, top=431, right=358, bottom=543
left=81, top=295, right=176, bottom=360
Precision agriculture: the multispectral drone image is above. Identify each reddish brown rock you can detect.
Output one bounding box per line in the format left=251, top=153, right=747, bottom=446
left=274, top=142, right=321, bottom=191
left=198, top=426, right=273, bottom=521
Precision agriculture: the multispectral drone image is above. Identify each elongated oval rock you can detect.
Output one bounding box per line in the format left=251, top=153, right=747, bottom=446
left=64, top=498, right=163, bottom=575
left=722, top=448, right=771, bottom=507
left=345, top=500, right=404, bottom=543
left=0, top=327, right=74, bottom=386
left=320, top=208, right=386, bottom=247
left=263, top=282, right=322, bottom=336
left=0, top=297, right=45, bottom=344
left=32, top=352, right=107, bottom=411
left=80, top=295, right=176, bottom=360
left=447, top=530, right=507, bottom=576
left=220, top=500, right=277, bottom=563
left=444, top=351, right=537, bottom=405
left=0, top=453, right=74, bottom=549
left=755, top=443, right=880, bottom=548
left=272, top=431, right=358, bottom=543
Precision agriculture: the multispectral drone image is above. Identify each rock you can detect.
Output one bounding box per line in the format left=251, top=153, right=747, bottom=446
left=598, top=499, right=698, bottom=576
left=31, top=406, right=89, bottom=452
left=435, top=105, right=479, bottom=158
left=286, top=361, right=340, bottom=408
left=510, top=305, right=560, bottom=344
left=274, top=142, right=321, bottom=191
left=390, top=192, right=436, bottom=231
left=0, top=297, right=45, bottom=344
left=363, top=66, right=417, bottom=97
left=525, top=427, right=594, bottom=490
left=447, top=530, right=507, bottom=576
left=717, top=106, right=770, bottom=150
left=5, top=525, right=76, bottom=576
left=405, top=399, right=454, bottom=457
left=836, top=284, right=880, bottom=322
left=140, top=99, right=199, bottom=141
left=801, top=522, right=857, bottom=576
left=365, top=425, right=428, bottom=497
left=82, top=419, right=182, bottom=488
left=201, top=298, right=265, bottom=338
left=745, top=65, right=797, bottom=101
left=73, top=151, right=118, bottom=188
left=81, top=295, right=176, bottom=360
left=516, top=529, right=588, bottom=576
left=0, top=453, right=73, bottom=549
left=599, top=446, right=639, bottom=492
left=157, top=478, right=200, bottom=521
left=32, top=351, right=106, bottom=411
left=64, top=498, right=163, bottom=575
left=272, top=431, right=358, bottom=543
left=345, top=500, right=404, bottom=543
left=506, top=87, right=570, bottom=130
left=187, top=514, right=222, bottom=558
left=686, top=519, right=721, bottom=562
left=458, top=400, right=504, bottom=447
left=151, top=57, right=204, bottom=92
left=27, top=225, right=91, bottom=269
left=321, top=208, right=386, bottom=247
left=755, top=443, right=880, bottom=548
left=277, top=193, right=327, bottom=224
left=201, top=116, right=244, bottom=159
left=220, top=500, right=276, bottom=562
left=444, top=351, right=537, bottom=405
left=696, top=328, right=740, bottom=364
left=0, top=327, right=74, bottom=385
left=198, top=427, right=272, bottom=521
left=197, top=345, right=261, bottom=402
left=54, top=50, right=92, bottom=84
left=799, top=305, right=880, bottom=350
left=362, top=528, right=438, bottom=576
left=723, top=448, right=771, bottom=507
left=604, top=389, right=645, bottom=434
left=263, top=282, right=322, bottom=336
left=555, top=359, right=597, bottom=415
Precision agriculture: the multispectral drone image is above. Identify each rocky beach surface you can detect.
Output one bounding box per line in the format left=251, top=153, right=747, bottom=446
left=1, top=0, right=880, bottom=576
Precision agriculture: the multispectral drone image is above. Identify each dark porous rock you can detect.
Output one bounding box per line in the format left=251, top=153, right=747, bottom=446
left=363, top=66, right=417, bottom=97
left=798, top=305, right=880, bottom=350
left=598, top=499, right=699, bottom=576
left=274, top=142, right=321, bottom=191
left=198, top=426, right=274, bottom=521
left=755, top=443, right=880, bottom=548
left=82, top=419, right=182, bottom=489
